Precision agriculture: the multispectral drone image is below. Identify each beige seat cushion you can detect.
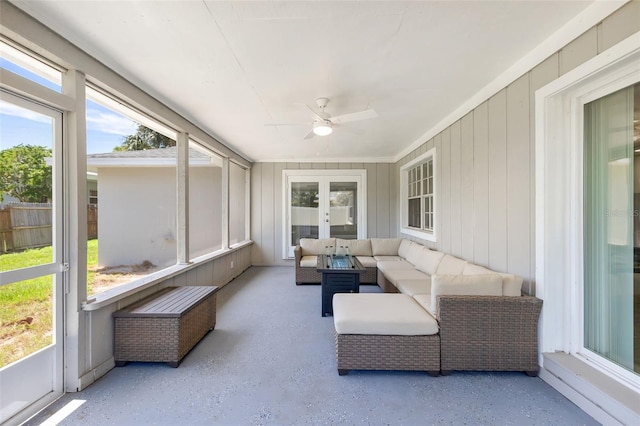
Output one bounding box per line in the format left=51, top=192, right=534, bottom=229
left=382, top=268, right=429, bottom=286
left=299, top=255, right=318, bottom=268
left=430, top=274, right=502, bottom=316
left=376, top=260, right=413, bottom=272
left=336, top=238, right=373, bottom=256
left=373, top=255, right=404, bottom=262
left=395, top=278, right=431, bottom=296
left=300, top=238, right=336, bottom=256
left=370, top=238, right=403, bottom=256
left=333, top=293, right=439, bottom=336
left=355, top=255, right=377, bottom=268
left=412, top=294, right=432, bottom=313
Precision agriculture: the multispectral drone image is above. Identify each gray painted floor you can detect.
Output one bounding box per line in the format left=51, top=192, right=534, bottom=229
left=28, top=266, right=597, bottom=426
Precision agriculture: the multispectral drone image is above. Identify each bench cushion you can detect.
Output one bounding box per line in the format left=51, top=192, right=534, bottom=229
left=333, top=293, right=439, bottom=336
left=405, top=243, right=426, bottom=266
left=379, top=268, right=427, bottom=285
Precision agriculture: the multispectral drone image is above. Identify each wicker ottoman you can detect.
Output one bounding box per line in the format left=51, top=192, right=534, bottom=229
left=113, top=286, right=218, bottom=367
left=332, top=293, right=440, bottom=376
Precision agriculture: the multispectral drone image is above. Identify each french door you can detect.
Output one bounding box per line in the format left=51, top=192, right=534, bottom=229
left=283, top=170, right=366, bottom=258
left=0, top=92, right=65, bottom=422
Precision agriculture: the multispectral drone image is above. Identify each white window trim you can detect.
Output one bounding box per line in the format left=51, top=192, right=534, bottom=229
left=536, top=33, right=640, bottom=392
left=400, top=147, right=437, bottom=241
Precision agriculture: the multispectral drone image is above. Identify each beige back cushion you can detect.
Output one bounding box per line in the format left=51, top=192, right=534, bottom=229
left=435, top=254, right=467, bottom=275
left=405, top=243, right=426, bottom=266
left=300, top=238, right=336, bottom=256
left=499, top=273, right=523, bottom=296
left=430, top=274, right=503, bottom=316
left=397, top=239, right=414, bottom=259
left=370, top=238, right=403, bottom=256
left=336, top=238, right=373, bottom=256
left=414, top=249, right=445, bottom=276
left=463, top=263, right=523, bottom=296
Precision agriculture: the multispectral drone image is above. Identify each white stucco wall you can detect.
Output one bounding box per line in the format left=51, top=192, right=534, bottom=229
left=189, top=165, right=223, bottom=258
left=97, top=167, right=177, bottom=268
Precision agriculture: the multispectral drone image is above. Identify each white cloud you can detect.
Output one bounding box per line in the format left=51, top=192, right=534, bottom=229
left=86, top=108, right=138, bottom=136
left=0, top=100, right=52, bottom=123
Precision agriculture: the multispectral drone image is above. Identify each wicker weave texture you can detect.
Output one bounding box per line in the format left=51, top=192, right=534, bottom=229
left=114, top=293, right=216, bottom=365
left=377, top=269, right=399, bottom=293
left=336, top=333, right=440, bottom=372
left=438, top=295, right=542, bottom=372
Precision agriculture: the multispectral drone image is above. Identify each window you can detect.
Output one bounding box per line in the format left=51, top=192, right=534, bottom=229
left=401, top=148, right=436, bottom=240
left=229, top=161, right=249, bottom=246
left=85, top=88, right=178, bottom=296
left=188, top=141, right=223, bottom=259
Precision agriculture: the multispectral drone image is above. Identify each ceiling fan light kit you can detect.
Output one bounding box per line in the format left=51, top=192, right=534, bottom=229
left=267, top=97, right=377, bottom=139
left=313, top=121, right=333, bottom=136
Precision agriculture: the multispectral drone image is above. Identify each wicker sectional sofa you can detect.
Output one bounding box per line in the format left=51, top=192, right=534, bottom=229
left=295, top=237, right=543, bottom=376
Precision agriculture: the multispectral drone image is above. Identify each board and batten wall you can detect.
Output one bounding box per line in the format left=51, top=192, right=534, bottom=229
left=398, top=1, right=640, bottom=292
left=250, top=162, right=396, bottom=266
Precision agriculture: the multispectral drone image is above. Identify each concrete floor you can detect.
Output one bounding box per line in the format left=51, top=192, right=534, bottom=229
left=27, top=266, right=597, bottom=425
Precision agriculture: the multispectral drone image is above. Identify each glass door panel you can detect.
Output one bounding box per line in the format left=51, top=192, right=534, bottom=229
left=291, top=182, right=319, bottom=246
left=0, top=92, right=64, bottom=422
left=583, top=83, right=638, bottom=375
left=329, top=181, right=357, bottom=239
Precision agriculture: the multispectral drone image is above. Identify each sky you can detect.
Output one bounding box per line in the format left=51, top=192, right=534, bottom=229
left=0, top=58, right=138, bottom=154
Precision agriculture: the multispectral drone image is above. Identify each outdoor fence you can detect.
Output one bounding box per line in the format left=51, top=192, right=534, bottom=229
left=0, top=203, right=98, bottom=253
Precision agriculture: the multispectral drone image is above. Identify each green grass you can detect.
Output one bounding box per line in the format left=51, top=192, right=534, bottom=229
left=0, top=240, right=98, bottom=367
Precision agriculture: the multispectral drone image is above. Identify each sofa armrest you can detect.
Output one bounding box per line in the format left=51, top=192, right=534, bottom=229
left=437, top=295, right=542, bottom=374
left=294, top=245, right=302, bottom=265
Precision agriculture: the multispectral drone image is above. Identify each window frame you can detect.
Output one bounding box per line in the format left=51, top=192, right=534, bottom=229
left=400, top=147, right=437, bottom=241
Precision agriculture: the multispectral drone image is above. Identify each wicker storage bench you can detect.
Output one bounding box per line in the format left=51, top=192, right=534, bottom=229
left=333, top=293, right=440, bottom=376
left=113, top=286, right=218, bottom=367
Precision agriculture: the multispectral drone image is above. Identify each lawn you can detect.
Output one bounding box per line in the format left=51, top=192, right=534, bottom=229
left=0, top=240, right=98, bottom=367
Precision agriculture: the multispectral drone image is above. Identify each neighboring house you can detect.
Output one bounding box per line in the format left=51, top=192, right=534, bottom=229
left=87, top=146, right=222, bottom=268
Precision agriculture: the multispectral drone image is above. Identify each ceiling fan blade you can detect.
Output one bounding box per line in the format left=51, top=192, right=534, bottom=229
left=303, top=129, right=316, bottom=140
left=264, top=122, right=310, bottom=127
left=304, top=104, right=325, bottom=121
left=329, top=109, right=378, bottom=124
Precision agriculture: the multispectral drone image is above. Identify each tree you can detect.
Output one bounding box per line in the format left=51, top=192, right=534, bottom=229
left=0, top=144, right=52, bottom=203
left=114, top=124, right=175, bottom=151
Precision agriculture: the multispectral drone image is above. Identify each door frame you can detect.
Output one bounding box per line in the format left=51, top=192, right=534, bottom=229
left=282, top=169, right=367, bottom=259
left=0, top=90, right=66, bottom=423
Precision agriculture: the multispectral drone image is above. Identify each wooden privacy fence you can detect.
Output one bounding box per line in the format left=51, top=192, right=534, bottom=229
left=0, top=203, right=98, bottom=253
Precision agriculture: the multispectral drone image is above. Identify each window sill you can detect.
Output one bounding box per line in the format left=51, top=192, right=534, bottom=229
left=82, top=240, right=253, bottom=311
left=400, top=227, right=436, bottom=242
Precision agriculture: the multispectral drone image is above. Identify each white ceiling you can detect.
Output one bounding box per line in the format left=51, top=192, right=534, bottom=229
left=10, top=0, right=597, bottom=163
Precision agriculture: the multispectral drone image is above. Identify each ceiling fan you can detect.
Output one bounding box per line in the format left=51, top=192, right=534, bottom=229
left=266, top=97, right=378, bottom=139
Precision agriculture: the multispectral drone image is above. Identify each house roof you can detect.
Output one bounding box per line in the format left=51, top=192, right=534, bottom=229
left=87, top=147, right=222, bottom=169
left=11, top=0, right=617, bottom=163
